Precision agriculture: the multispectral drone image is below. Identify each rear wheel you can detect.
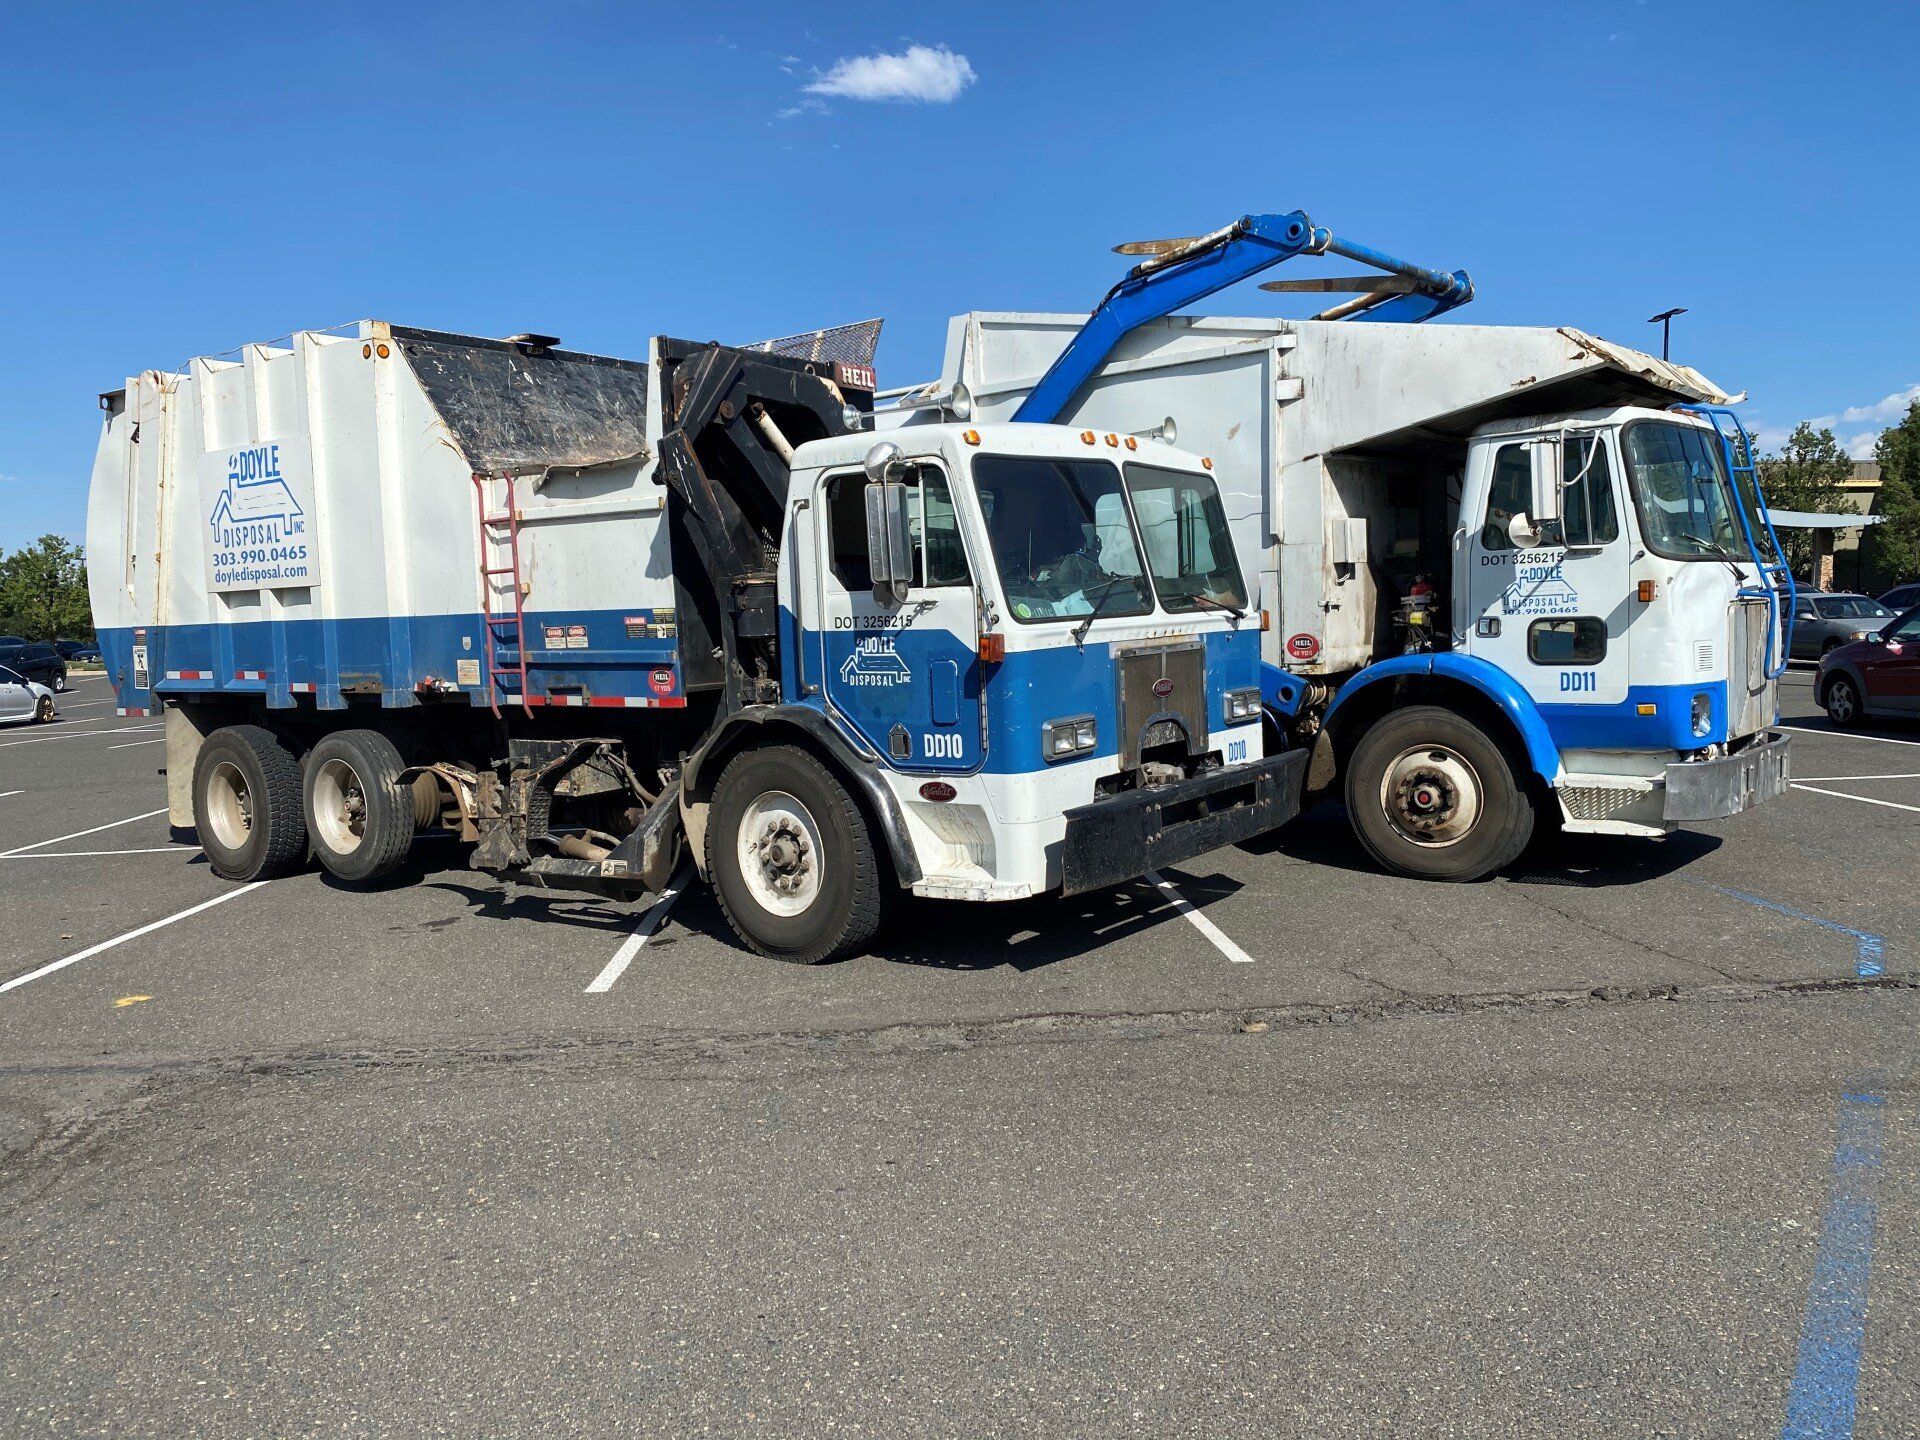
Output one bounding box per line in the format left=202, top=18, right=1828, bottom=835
left=1345, top=706, right=1535, bottom=881
left=302, top=729, right=417, bottom=883
left=193, top=725, right=308, bottom=881
left=707, top=746, right=888, bottom=963
left=1824, top=673, right=1866, bottom=728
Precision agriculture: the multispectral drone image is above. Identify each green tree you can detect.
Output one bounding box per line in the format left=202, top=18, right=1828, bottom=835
left=1756, top=423, right=1852, bottom=576
left=1862, top=400, right=1920, bottom=591
left=0, top=535, right=92, bottom=641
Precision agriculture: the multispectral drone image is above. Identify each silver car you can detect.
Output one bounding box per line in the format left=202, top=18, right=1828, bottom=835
left=1790, top=592, right=1895, bottom=660
left=0, top=664, right=57, bottom=725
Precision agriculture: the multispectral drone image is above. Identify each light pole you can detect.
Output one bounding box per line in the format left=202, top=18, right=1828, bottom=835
left=1647, top=307, right=1687, bottom=361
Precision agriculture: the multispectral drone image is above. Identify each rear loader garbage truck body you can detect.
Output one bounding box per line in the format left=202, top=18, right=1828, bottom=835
left=884, top=210, right=1795, bottom=882
left=88, top=322, right=1298, bottom=961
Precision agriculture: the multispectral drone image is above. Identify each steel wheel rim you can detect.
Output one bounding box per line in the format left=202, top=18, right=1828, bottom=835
left=35, top=697, right=52, bottom=722
left=1829, top=681, right=1856, bottom=722
left=1379, top=743, right=1483, bottom=847
left=312, top=757, right=369, bottom=855
left=738, top=789, right=824, bottom=917
left=205, top=761, right=255, bottom=851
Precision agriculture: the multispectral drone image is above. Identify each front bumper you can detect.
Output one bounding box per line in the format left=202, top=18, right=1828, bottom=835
left=1059, top=750, right=1309, bottom=897
left=1662, top=730, right=1792, bottom=823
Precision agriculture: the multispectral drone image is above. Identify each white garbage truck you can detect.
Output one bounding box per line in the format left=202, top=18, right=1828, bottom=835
left=87, top=323, right=1296, bottom=961
left=880, top=211, right=1796, bottom=880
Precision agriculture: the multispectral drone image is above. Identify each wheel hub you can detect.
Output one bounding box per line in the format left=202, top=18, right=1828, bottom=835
left=737, top=791, right=824, bottom=915
left=1379, top=745, right=1483, bottom=847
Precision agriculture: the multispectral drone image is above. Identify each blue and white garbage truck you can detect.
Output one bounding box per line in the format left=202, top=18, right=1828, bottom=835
left=87, top=325, right=1294, bottom=961
left=885, top=211, right=1795, bottom=881
left=88, top=208, right=1797, bottom=959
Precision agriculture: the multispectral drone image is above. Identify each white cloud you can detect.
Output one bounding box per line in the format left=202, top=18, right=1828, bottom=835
left=804, top=44, right=976, bottom=103
left=1753, top=380, right=1920, bottom=459
left=1830, top=382, right=1920, bottom=427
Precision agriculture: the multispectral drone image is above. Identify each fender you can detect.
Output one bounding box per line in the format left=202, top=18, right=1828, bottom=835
left=1322, top=653, right=1564, bottom=785
left=682, top=701, right=923, bottom=886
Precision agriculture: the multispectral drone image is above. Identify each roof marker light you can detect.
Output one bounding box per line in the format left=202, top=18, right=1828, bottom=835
left=1104, top=433, right=1119, bottom=447
left=962, top=429, right=981, bottom=446
left=1081, top=430, right=1096, bottom=445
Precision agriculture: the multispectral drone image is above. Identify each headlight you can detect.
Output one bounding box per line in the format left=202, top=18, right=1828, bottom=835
left=1042, top=714, right=1097, bottom=761
left=1691, top=691, right=1713, bottom=738
left=1850, top=630, right=1870, bottom=641
left=1224, top=686, right=1262, bottom=723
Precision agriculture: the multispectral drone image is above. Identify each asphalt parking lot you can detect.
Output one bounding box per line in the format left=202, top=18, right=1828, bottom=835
left=2, top=669, right=1915, bottom=1436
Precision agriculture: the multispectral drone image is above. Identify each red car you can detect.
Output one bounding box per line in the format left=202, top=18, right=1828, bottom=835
left=1818, top=605, right=1920, bottom=725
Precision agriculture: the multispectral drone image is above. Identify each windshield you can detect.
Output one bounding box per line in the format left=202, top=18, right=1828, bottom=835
left=971, top=456, right=1153, bottom=623
left=1815, top=596, right=1891, bottom=620
left=1122, top=464, right=1248, bottom=612
left=1622, top=421, right=1761, bottom=564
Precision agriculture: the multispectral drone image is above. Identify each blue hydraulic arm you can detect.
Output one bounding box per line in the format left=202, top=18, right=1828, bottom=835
left=1011, top=210, right=1474, bottom=425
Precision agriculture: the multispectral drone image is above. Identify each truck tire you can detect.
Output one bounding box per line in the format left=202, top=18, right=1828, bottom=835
left=302, top=729, right=416, bottom=884
left=193, top=725, right=309, bottom=882
left=1344, top=706, right=1535, bottom=882
left=707, top=745, right=888, bottom=963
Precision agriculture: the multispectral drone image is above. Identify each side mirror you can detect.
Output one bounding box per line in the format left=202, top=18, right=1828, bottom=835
left=1529, top=438, right=1564, bottom=528
left=865, top=480, right=914, bottom=604
left=1507, top=512, right=1547, bottom=549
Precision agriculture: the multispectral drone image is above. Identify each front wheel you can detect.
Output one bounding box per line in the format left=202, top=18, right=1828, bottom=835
left=707, top=746, right=888, bottom=963
left=1344, top=706, right=1536, bottom=882
left=1824, top=674, right=1866, bottom=728
left=33, top=695, right=53, bottom=723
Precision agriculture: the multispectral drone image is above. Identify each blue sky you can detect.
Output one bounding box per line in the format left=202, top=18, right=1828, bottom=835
left=3, top=0, right=1916, bottom=551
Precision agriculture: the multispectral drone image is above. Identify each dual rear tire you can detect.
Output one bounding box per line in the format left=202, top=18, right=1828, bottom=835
left=194, top=724, right=418, bottom=884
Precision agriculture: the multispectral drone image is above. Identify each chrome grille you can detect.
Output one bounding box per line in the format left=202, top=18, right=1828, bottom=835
left=1117, top=644, right=1208, bottom=768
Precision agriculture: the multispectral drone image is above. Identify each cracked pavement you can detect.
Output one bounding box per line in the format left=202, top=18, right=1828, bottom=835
left=1, top=670, right=1916, bottom=1436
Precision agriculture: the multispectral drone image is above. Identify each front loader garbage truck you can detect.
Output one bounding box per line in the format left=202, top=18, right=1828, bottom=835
left=883, top=210, right=1796, bottom=881
left=87, top=323, right=1299, bottom=961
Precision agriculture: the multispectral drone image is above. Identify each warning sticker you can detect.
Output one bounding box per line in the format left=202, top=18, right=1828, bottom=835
left=456, top=658, right=481, bottom=687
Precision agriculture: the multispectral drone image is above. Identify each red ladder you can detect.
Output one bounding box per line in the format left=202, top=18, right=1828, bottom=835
left=472, top=471, right=532, bottom=717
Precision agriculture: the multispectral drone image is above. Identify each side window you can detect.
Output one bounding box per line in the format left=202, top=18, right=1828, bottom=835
left=826, top=465, right=973, bottom=592
left=915, top=469, right=971, bottom=588
left=1561, top=436, right=1619, bottom=547
left=1481, top=444, right=1530, bottom=551
left=1529, top=617, right=1607, bottom=665
left=1887, top=610, right=1920, bottom=644
left=824, top=473, right=872, bottom=591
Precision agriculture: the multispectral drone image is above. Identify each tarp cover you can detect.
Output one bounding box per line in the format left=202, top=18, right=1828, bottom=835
left=390, top=325, right=651, bottom=477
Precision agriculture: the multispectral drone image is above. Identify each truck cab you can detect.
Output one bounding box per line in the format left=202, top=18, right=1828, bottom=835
left=725, top=421, right=1298, bottom=914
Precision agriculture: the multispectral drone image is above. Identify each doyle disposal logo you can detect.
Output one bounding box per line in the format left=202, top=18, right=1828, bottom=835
left=200, top=439, right=319, bottom=593
left=839, top=635, right=911, bottom=687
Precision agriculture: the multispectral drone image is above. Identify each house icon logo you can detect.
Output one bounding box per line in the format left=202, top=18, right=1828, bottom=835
left=208, top=443, right=305, bottom=540
left=839, top=636, right=911, bottom=687
left=1501, top=560, right=1579, bottom=616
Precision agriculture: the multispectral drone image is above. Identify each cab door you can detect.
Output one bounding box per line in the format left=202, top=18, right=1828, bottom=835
left=1463, top=431, right=1633, bottom=718
left=814, top=461, right=985, bottom=772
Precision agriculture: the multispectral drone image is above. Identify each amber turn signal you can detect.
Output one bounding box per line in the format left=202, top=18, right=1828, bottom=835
left=978, top=632, right=1006, bottom=663
left=1637, top=579, right=1657, bottom=602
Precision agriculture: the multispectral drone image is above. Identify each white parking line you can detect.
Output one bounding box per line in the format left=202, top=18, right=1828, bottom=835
left=0, top=808, right=170, bottom=858
left=0, top=790, right=20, bottom=800
left=1792, top=783, right=1920, bottom=815
left=1147, top=870, right=1255, bottom=964
left=1781, top=724, right=1920, bottom=749
left=585, top=867, right=691, bottom=994
left=6, top=847, right=192, bottom=859
left=106, top=738, right=164, bottom=750
left=1794, top=773, right=1920, bottom=782
left=0, top=883, right=265, bottom=996
left=0, top=723, right=121, bottom=749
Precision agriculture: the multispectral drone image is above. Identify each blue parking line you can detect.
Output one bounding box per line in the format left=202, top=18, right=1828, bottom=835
left=1781, top=1091, right=1886, bottom=1440
left=1694, top=884, right=1886, bottom=977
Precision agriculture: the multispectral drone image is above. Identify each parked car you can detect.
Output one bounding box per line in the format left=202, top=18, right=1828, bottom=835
left=1818, top=606, right=1920, bottom=725
left=53, top=638, right=100, bottom=662
left=0, top=664, right=57, bottom=725
left=1878, top=582, right=1920, bottom=612
left=1789, top=592, right=1895, bottom=660
left=0, top=637, right=67, bottom=690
